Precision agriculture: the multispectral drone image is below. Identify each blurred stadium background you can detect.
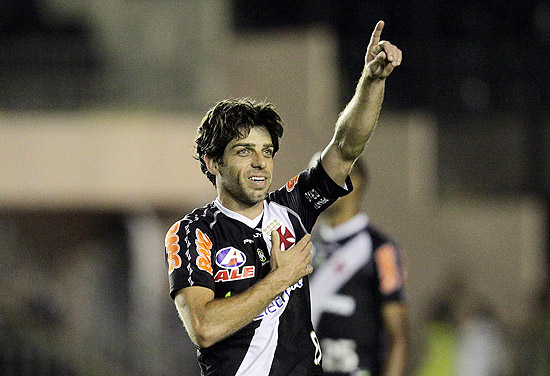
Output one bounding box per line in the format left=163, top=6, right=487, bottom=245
left=0, top=1, right=549, bottom=375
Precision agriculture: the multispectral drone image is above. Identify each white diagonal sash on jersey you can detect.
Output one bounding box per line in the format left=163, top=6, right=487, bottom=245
left=235, top=315, right=280, bottom=376
left=235, top=201, right=305, bottom=376
left=310, top=232, right=372, bottom=328
left=261, top=201, right=307, bottom=255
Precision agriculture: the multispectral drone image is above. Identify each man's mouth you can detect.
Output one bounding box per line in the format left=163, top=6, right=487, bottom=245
left=249, top=176, right=267, bottom=182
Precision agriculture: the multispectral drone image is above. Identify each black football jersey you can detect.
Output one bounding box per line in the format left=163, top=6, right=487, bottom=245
left=310, top=214, right=406, bottom=376
left=165, top=160, right=351, bottom=376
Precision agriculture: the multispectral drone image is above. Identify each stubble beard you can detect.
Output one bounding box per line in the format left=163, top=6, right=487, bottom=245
left=221, top=175, right=269, bottom=208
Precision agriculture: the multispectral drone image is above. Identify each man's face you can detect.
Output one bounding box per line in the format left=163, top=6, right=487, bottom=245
left=215, top=127, right=274, bottom=211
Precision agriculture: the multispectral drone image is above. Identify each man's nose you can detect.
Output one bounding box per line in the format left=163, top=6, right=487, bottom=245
left=251, top=152, right=267, bottom=168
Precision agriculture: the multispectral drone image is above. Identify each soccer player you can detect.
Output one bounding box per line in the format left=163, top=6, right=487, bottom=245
left=309, top=158, right=408, bottom=376
left=165, top=21, right=401, bottom=376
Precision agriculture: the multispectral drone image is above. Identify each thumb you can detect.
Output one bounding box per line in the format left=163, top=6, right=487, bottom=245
left=374, top=50, right=387, bottom=64
left=271, top=230, right=281, bottom=254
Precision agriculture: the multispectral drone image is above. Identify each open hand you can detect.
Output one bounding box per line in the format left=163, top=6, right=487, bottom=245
left=270, top=231, right=313, bottom=289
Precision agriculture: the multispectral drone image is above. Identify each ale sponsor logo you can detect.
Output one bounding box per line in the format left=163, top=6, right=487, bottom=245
left=214, top=247, right=255, bottom=282
left=216, top=247, right=246, bottom=268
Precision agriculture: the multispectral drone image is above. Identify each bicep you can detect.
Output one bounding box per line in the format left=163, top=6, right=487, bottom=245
left=320, top=144, right=355, bottom=188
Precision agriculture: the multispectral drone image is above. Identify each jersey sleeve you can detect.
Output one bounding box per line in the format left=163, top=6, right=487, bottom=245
left=165, top=219, right=216, bottom=299
left=267, top=158, right=352, bottom=232
left=374, top=242, right=406, bottom=303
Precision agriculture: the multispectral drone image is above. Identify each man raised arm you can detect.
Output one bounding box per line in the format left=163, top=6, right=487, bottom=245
left=321, top=20, right=402, bottom=186
left=165, top=20, right=401, bottom=376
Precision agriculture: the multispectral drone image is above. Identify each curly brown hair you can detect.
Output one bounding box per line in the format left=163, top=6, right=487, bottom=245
left=195, top=98, right=284, bottom=186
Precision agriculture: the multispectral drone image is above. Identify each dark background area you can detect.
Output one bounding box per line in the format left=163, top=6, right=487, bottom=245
left=1, top=1, right=549, bottom=375
left=233, top=1, right=549, bottom=115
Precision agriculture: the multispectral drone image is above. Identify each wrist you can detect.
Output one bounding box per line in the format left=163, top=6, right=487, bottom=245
left=362, top=71, right=386, bottom=84
left=264, top=269, right=290, bottom=296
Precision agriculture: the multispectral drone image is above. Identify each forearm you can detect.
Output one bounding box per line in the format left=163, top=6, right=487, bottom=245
left=382, top=336, right=408, bottom=376
left=320, top=21, right=400, bottom=185
left=332, top=74, right=386, bottom=161
left=177, top=271, right=290, bottom=348
left=381, top=302, right=408, bottom=376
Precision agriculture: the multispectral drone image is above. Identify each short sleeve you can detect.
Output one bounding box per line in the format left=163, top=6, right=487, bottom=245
left=267, top=159, right=352, bottom=232
left=165, top=219, right=216, bottom=299
left=374, top=242, right=406, bottom=303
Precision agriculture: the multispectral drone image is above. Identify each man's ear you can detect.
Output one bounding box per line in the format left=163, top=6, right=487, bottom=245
left=204, top=155, right=219, bottom=176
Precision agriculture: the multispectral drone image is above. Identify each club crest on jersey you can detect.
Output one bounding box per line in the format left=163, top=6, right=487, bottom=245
left=276, top=225, right=296, bottom=251
left=215, top=247, right=247, bottom=269
left=263, top=220, right=296, bottom=251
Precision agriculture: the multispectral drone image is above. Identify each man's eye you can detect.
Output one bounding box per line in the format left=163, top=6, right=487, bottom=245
left=263, top=149, right=273, bottom=157
left=237, top=149, right=250, bottom=155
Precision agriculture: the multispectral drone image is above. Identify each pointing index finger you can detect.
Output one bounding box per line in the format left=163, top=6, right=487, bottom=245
left=369, top=20, right=385, bottom=47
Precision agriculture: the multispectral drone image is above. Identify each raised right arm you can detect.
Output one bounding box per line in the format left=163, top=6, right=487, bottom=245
left=321, top=21, right=402, bottom=187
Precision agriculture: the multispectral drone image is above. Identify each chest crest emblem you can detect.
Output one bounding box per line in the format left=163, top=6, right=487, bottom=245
left=263, top=219, right=296, bottom=252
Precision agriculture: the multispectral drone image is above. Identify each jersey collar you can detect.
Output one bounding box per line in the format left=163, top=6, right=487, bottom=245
left=214, top=198, right=264, bottom=228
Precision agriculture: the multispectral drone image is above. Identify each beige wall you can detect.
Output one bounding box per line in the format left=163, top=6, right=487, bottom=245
left=1, top=111, right=546, bottom=330
left=0, top=26, right=341, bottom=210
left=0, top=111, right=213, bottom=210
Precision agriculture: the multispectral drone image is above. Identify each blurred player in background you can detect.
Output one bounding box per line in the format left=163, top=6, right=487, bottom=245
left=310, top=157, right=408, bottom=376
left=165, top=21, right=401, bottom=376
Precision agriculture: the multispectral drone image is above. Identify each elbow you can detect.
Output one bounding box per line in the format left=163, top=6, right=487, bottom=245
left=195, top=335, right=217, bottom=349
left=175, top=289, right=221, bottom=348
left=193, top=336, right=215, bottom=349
left=177, top=307, right=219, bottom=348
left=188, top=320, right=220, bottom=349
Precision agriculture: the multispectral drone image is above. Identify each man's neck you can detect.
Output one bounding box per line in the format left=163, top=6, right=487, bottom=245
left=217, top=197, right=264, bottom=220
